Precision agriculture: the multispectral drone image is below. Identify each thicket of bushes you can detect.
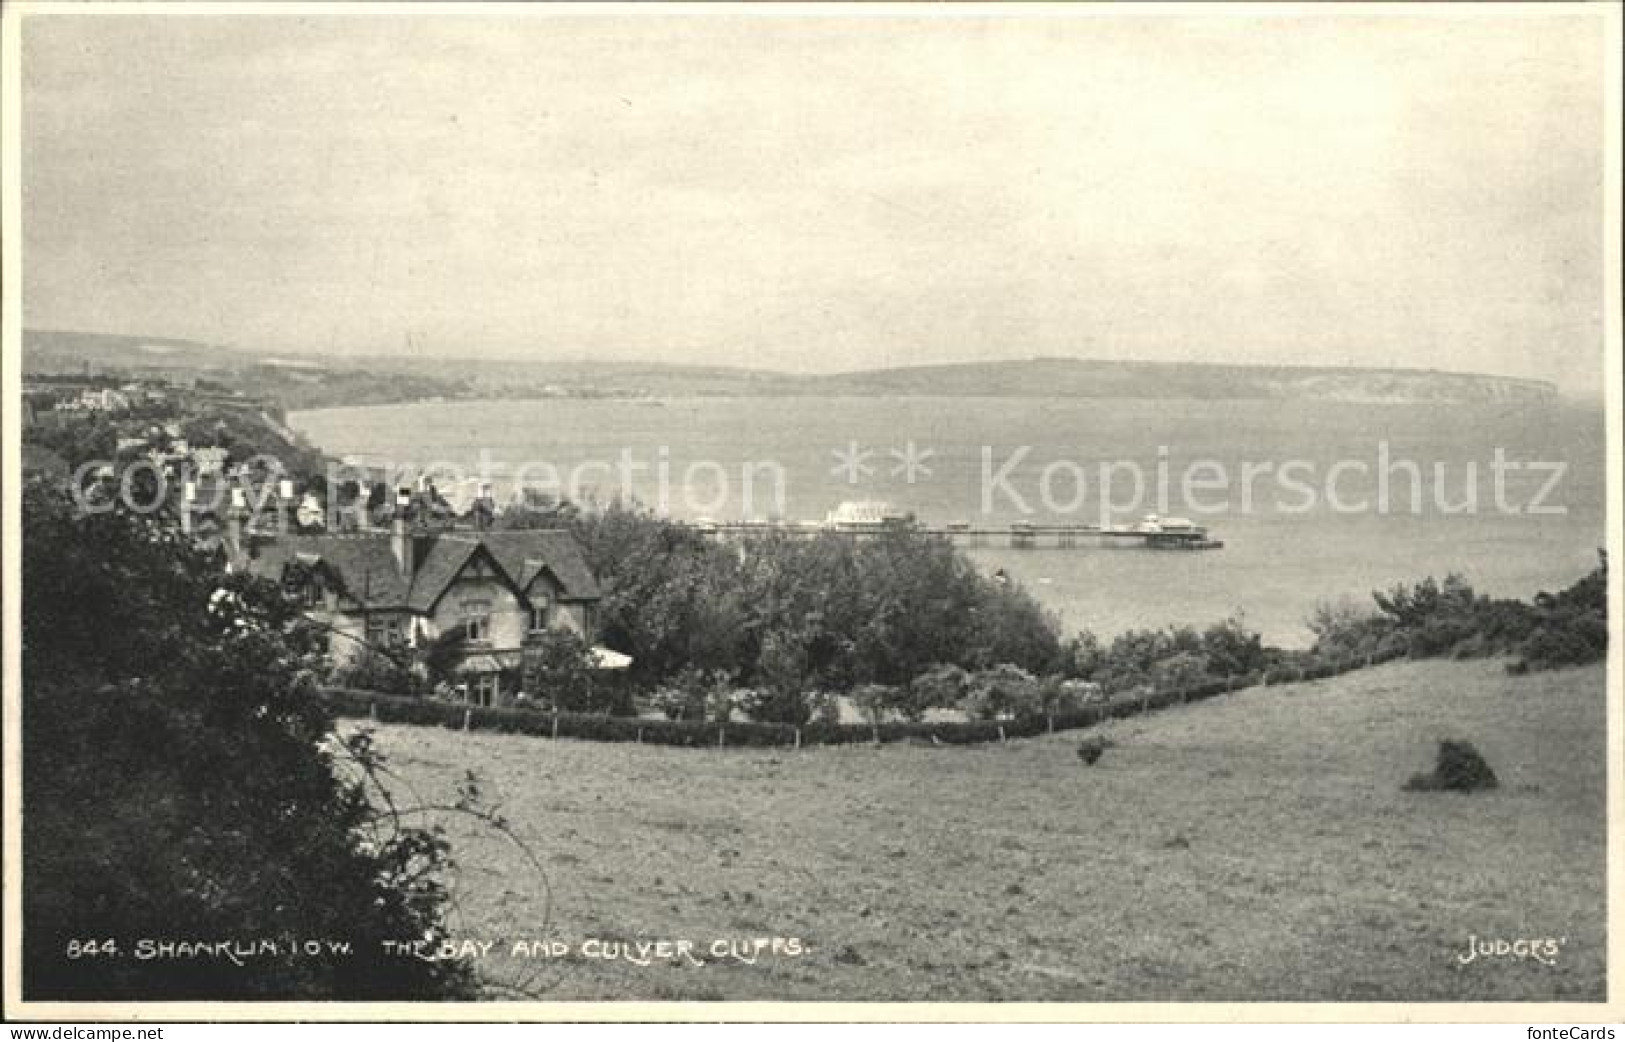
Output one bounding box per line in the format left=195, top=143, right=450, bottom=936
left=22, top=485, right=474, bottom=1000
left=501, top=501, right=1067, bottom=723
left=1307, top=551, right=1608, bottom=674
left=328, top=548, right=1607, bottom=748
left=389, top=501, right=1607, bottom=734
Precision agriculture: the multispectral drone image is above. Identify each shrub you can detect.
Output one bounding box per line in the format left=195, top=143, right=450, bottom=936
left=1405, top=740, right=1499, bottom=793
left=851, top=683, right=900, bottom=725
left=908, top=664, right=971, bottom=717
left=960, top=663, right=1041, bottom=720
left=649, top=683, right=700, bottom=720
left=1510, top=551, right=1608, bottom=671
left=1076, top=736, right=1115, bottom=766
left=520, top=628, right=603, bottom=712
left=1150, top=651, right=1212, bottom=694
left=330, top=647, right=418, bottom=696
left=22, top=486, right=473, bottom=1000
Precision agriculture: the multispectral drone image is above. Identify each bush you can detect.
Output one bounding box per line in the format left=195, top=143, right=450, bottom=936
left=559, top=501, right=1066, bottom=692
left=22, top=486, right=474, bottom=1000
left=1405, top=740, right=1499, bottom=793
left=520, top=628, right=604, bottom=712
left=1510, top=551, right=1608, bottom=672
left=908, top=664, right=971, bottom=718
left=960, top=663, right=1041, bottom=720
left=330, top=647, right=418, bottom=696
left=1076, top=736, right=1115, bottom=766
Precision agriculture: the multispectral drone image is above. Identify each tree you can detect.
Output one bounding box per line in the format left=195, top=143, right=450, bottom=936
left=961, top=664, right=1042, bottom=721
left=851, top=683, right=900, bottom=726
left=521, top=628, right=600, bottom=712
left=421, top=622, right=471, bottom=689
left=907, top=664, right=971, bottom=719
left=21, top=485, right=474, bottom=999
left=1150, top=651, right=1211, bottom=695
left=1200, top=614, right=1268, bottom=676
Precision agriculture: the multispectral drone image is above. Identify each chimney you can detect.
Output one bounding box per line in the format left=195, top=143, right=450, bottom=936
left=391, top=487, right=415, bottom=578
left=276, top=478, right=295, bottom=535
left=224, top=487, right=247, bottom=569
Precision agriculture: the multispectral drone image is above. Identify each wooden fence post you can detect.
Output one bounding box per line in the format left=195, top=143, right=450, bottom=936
left=369, top=702, right=377, bottom=721
left=462, top=708, right=471, bottom=732
left=794, top=727, right=802, bottom=750
left=636, top=727, right=643, bottom=744
left=998, top=724, right=1007, bottom=744
left=718, top=724, right=726, bottom=748
left=552, top=712, right=560, bottom=740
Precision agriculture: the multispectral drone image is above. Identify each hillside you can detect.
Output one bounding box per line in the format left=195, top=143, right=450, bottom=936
left=24, top=329, right=1559, bottom=407
left=22, top=329, right=246, bottom=374
left=367, top=657, right=1604, bottom=1002
left=801, top=358, right=1560, bottom=404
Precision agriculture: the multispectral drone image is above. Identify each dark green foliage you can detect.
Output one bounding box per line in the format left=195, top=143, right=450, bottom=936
left=25, top=411, right=118, bottom=469
left=960, top=663, right=1042, bottom=720
left=553, top=501, right=1064, bottom=715
left=521, top=628, right=609, bottom=713
left=421, top=622, right=471, bottom=688
left=1405, top=740, right=1499, bottom=793
left=907, top=664, right=971, bottom=719
left=1307, top=554, right=1607, bottom=673
left=22, top=486, right=474, bottom=1000
left=1511, top=551, right=1608, bottom=672
left=330, top=647, right=418, bottom=696
left=1074, top=616, right=1278, bottom=696
left=1076, top=737, right=1114, bottom=765
left=1198, top=614, right=1269, bottom=677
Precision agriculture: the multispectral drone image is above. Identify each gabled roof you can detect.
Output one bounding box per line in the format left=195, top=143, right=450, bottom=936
left=239, top=527, right=601, bottom=612
left=478, top=530, right=601, bottom=601
left=405, top=537, right=502, bottom=614
left=244, top=534, right=412, bottom=608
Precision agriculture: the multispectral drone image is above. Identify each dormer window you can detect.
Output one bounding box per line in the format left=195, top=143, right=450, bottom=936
left=529, top=595, right=552, bottom=633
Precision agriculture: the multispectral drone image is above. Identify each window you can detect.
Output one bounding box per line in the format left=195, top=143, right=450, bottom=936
left=473, top=674, right=499, bottom=707
left=368, top=614, right=404, bottom=648
left=461, top=599, right=492, bottom=642
left=529, top=595, right=552, bottom=633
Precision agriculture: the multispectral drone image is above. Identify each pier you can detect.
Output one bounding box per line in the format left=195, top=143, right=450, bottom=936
left=684, top=519, right=1223, bottom=551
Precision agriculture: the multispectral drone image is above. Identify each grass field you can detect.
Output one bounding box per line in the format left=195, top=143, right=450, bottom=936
left=359, top=658, right=1608, bottom=1002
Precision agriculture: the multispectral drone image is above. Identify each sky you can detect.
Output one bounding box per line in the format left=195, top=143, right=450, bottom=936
left=19, top=9, right=1613, bottom=390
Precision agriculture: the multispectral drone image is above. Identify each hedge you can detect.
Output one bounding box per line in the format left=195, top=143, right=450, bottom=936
left=321, top=647, right=1407, bottom=750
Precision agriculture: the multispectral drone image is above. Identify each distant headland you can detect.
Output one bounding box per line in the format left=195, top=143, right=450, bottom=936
left=23, top=329, right=1561, bottom=410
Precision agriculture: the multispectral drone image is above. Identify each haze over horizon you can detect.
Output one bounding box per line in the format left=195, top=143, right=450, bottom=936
left=21, top=11, right=1611, bottom=392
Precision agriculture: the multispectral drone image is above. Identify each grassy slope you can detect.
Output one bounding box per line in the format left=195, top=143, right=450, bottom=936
left=363, top=658, right=1606, bottom=1002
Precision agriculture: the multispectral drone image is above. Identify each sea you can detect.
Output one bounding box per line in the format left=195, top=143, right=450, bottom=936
left=290, top=395, right=1608, bottom=649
